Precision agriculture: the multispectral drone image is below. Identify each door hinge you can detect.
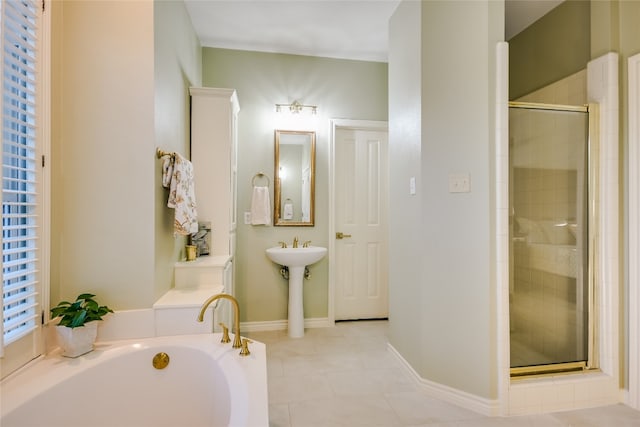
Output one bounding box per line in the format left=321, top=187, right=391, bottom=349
left=42, top=155, right=45, bottom=167
left=41, top=310, right=45, bottom=325
left=42, top=0, right=45, bottom=12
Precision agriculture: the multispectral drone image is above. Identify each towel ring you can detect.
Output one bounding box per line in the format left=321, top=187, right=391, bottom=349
left=252, top=172, right=270, bottom=187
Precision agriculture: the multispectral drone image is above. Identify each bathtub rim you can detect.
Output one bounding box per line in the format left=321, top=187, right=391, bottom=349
left=0, top=333, right=268, bottom=427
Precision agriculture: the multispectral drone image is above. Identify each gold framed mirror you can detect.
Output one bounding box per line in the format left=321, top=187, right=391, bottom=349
left=274, top=130, right=316, bottom=226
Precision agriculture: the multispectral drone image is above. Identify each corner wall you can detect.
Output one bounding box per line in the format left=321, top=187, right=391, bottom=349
left=388, top=0, right=503, bottom=406
left=153, top=1, right=203, bottom=301
left=387, top=0, right=423, bottom=381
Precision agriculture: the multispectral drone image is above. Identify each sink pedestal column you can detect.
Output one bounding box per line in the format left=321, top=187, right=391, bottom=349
left=287, top=266, right=306, bottom=338
left=265, top=246, right=326, bottom=339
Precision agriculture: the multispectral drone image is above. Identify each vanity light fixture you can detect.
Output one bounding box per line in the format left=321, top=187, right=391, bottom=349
left=275, top=100, right=317, bottom=115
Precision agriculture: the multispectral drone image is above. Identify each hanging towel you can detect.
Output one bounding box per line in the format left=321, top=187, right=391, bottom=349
left=283, top=202, right=294, bottom=220
left=161, top=156, right=173, bottom=188
left=250, top=186, right=271, bottom=225
left=162, top=153, right=198, bottom=235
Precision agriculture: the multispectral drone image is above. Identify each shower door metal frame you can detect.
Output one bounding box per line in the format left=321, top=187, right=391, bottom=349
left=508, top=101, right=599, bottom=378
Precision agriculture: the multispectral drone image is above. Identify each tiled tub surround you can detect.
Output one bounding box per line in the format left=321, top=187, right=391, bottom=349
left=250, top=320, right=640, bottom=427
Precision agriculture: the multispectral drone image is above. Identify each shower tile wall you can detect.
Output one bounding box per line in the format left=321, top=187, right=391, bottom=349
left=510, top=70, right=587, bottom=368
left=519, top=69, right=587, bottom=105
left=511, top=168, right=579, bottom=366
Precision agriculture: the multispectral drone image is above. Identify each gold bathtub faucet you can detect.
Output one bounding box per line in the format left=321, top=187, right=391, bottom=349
left=197, top=293, right=242, bottom=348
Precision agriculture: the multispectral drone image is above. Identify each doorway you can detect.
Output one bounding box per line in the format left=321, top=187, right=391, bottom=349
left=329, top=120, right=388, bottom=322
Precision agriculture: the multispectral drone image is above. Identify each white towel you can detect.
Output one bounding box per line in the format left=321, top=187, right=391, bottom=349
left=283, top=202, right=294, bottom=220
left=250, top=186, right=271, bottom=225
left=162, top=153, right=198, bottom=235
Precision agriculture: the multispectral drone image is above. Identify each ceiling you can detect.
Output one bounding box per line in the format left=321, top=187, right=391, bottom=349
left=184, top=0, right=564, bottom=63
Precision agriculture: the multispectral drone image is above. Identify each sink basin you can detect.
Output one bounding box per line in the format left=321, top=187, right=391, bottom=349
left=265, top=246, right=327, bottom=268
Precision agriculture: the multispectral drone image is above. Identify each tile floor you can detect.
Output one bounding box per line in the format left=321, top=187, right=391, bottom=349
left=245, top=320, right=640, bottom=427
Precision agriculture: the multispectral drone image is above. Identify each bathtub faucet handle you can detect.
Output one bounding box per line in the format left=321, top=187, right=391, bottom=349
left=239, top=338, right=253, bottom=357
left=219, top=322, right=231, bottom=344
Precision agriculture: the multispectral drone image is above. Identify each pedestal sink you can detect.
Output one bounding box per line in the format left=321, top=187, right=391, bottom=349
left=266, top=246, right=327, bottom=338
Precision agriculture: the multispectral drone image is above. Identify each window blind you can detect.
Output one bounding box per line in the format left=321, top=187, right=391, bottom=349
left=1, top=0, right=40, bottom=348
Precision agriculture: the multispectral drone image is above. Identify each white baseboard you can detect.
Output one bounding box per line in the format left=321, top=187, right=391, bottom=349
left=241, top=317, right=332, bottom=332
left=388, top=343, right=500, bottom=416
left=623, top=389, right=631, bottom=407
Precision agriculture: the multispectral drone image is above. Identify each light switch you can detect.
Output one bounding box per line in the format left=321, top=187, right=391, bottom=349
left=244, top=211, right=252, bottom=224
left=409, top=177, right=416, bottom=195
left=449, top=173, right=470, bottom=193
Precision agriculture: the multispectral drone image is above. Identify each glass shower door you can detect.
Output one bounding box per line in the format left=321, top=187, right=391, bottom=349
left=508, top=102, right=593, bottom=375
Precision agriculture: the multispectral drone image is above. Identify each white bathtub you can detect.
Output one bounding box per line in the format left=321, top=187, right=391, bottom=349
left=0, top=333, right=268, bottom=427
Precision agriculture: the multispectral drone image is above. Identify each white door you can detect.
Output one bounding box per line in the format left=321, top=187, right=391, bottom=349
left=334, top=128, right=388, bottom=320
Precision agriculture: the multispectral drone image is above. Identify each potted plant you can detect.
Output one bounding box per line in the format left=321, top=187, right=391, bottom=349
left=50, top=293, right=113, bottom=358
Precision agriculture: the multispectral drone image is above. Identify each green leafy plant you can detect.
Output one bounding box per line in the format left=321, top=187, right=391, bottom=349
left=50, top=293, right=114, bottom=328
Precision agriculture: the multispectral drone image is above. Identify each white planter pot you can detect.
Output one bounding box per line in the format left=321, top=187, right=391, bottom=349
left=55, top=322, right=98, bottom=358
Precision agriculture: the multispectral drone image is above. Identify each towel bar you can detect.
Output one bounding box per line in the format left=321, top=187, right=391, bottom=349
left=156, top=148, right=175, bottom=159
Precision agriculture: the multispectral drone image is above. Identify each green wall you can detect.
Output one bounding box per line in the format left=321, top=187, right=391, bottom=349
left=201, top=48, right=388, bottom=322
left=509, top=0, right=590, bottom=99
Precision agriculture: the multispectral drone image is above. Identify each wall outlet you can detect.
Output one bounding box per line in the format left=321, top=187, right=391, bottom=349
left=244, top=211, right=251, bottom=224
left=449, top=173, right=470, bottom=193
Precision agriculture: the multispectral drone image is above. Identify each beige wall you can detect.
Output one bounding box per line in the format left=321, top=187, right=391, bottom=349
left=51, top=0, right=200, bottom=310
left=388, top=0, right=503, bottom=399
left=201, top=48, right=388, bottom=322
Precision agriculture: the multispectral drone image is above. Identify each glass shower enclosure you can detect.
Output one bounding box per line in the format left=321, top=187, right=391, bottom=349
left=508, top=102, right=596, bottom=376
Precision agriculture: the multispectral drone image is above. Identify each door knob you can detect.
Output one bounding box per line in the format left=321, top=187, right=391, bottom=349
left=336, top=232, right=352, bottom=239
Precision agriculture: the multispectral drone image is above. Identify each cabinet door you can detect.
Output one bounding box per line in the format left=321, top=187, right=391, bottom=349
left=230, top=110, right=238, bottom=232
left=214, top=260, right=234, bottom=332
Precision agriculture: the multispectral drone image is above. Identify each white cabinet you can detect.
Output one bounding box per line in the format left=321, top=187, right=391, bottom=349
left=151, top=88, right=239, bottom=338
left=153, top=255, right=233, bottom=336
left=217, top=259, right=234, bottom=331
left=190, top=87, right=239, bottom=257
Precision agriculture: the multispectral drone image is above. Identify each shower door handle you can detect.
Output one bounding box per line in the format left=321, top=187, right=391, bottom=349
left=336, top=232, right=352, bottom=239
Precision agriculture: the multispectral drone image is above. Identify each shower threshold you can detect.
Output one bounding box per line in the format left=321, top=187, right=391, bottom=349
left=510, top=361, right=587, bottom=379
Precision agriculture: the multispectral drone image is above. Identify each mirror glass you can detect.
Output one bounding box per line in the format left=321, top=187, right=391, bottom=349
left=274, top=130, right=316, bottom=226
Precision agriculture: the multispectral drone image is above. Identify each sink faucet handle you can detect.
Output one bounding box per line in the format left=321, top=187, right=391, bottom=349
left=303, top=240, right=311, bottom=248
left=239, top=338, right=253, bottom=356
left=219, top=322, right=230, bottom=344
left=278, top=241, right=287, bottom=248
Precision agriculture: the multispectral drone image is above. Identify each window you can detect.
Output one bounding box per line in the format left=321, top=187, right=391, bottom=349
left=0, top=0, right=43, bottom=370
